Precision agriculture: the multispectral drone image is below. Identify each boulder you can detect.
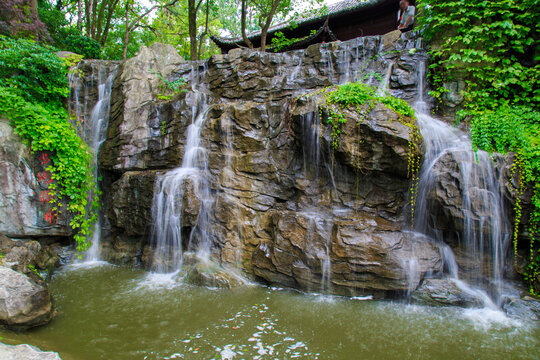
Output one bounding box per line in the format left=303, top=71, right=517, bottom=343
left=0, top=343, right=61, bottom=360
left=503, top=297, right=540, bottom=321
left=99, top=43, right=190, bottom=171
left=0, top=266, right=54, bottom=329
left=411, top=278, right=486, bottom=308
left=185, top=259, right=249, bottom=289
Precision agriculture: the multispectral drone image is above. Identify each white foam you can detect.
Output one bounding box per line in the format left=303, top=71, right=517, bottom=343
left=65, top=260, right=111, bottom=270
left=220, top=345, right=236, bottom=360
left=462, top=307, right=522, bottom=330
left=135, top=271, right=182, bottom=290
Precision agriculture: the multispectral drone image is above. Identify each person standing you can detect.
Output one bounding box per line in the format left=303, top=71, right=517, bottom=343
left=398, top=0, right=415, bottom=32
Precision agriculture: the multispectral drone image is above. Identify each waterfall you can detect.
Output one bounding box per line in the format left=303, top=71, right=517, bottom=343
left=149, top=65, right=213, bottom=273
left=412, top=60, right=511, bottom=305
left=69, top=63, right=117, bottom=262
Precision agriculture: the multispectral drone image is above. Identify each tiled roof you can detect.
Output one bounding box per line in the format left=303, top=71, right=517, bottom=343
left=213, top=0, right=386, bottom=44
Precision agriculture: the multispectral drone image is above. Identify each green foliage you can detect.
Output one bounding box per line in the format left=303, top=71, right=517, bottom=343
left=417, top=0, right=539, bottom=112
left=0, top=87, right=97, bottom=253
left=0, top=37, right=98, bottom=253
left=419, top=0, right=540, bottom=294
left=60, top=28, right=102, bottom=59
left=0, top=35, right=69, bottom=105
left=150, top=69, right=187, bottom=100
left=27, top=264, right=43, bottom=279
left=270, top=29, right=316, bottom=52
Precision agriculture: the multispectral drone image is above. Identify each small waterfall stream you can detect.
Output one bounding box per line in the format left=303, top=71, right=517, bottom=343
left=412, top=60, right=511, bottom=305
left=69, top=63, right=117, bottom=262
left=149, top=65, right=214, bottom=273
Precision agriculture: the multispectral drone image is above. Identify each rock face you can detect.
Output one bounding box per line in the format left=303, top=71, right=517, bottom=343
left=95, top=35, right=449, bottom=298
left=0, top=119, right=70, bottom=238
left=0, top=266, right=54, bottom=329
left=0, top=342, right=62, bottom=360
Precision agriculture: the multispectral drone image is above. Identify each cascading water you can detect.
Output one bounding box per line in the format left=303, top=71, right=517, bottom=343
left=412, top=59, right=511, bottom=305
left=69, top=63, right=117, bottom=262
left=149, top=65, right=214, bottom=273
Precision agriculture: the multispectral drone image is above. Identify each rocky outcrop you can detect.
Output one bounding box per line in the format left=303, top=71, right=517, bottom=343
left=95, top=35, right=448, bottom=298
left=0, top=342, right=61, bottom=360
left=411, top=278, right=486, bottom=308
left=0, top=266, right=54, bottom=330
left=252, top=211, right=441, bottom=296
left=99, top=43, right=188, bottom=171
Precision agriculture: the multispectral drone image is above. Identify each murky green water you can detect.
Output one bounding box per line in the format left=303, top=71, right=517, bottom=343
left=1, top=265, right=538, bottom=359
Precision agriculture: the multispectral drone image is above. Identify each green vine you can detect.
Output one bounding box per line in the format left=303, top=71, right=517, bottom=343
left=270, top=30, right=317, bottom=52
left=418, top=0, right=540, bottom=295
left=0, top=36, right=98, bottom=253
left=470, top=106, right=540, bottom=295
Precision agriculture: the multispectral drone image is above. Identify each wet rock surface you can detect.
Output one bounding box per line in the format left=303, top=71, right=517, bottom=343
left=0, top=234, right=60, bottom=275
left=0, top=266, right=54, bottom=330
left=95, top=34, right=459, bottom=297
left=0, top=120, right=70, bottom=238
left=411, top=278, right=486, bottom=308
left=0, top=342, right=62, bottom=360
left=503, top=296, right=540, bottom=321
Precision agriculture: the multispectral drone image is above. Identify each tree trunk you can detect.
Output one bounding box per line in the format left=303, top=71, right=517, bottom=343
left=122, top=1, right=130, bottom=60
left=77, top=0, right=82, bottom=30
left=188, top=0, right=198, bottom=61
left=241, top=0, right=253, bottom=49
left=197, top=0, right=210, bottom=60
left=259, top=0, right=280, bottom=52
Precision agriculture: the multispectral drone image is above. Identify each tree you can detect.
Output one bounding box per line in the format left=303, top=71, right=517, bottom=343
left=240, top=0, right=253, bottom=48
left=148, top=0, right=221, bottom=60
left=83, top=0, right=121, bottom=46
left=239, top=0, right=323, bottom=52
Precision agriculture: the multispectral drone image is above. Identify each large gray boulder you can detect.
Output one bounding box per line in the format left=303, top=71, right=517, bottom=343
left=0, top=266, right=54, bottom=329
left=0, top=342, right=61, bottom=360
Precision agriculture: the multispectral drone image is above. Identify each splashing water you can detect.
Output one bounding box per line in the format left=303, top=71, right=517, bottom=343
left=412, top=59, right=511, bottom=305
left=150, top=65, right=214, bottom=273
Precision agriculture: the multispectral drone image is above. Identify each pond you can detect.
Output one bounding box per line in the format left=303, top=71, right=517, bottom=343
left=1, top=264, right=538, bottom=359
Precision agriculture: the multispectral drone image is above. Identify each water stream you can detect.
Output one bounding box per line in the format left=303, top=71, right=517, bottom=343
left=69, top=63, right=117, bottom=263
left=150, top=65, right=214, bottom=273
left=412, top=60, right=511, bottom=305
